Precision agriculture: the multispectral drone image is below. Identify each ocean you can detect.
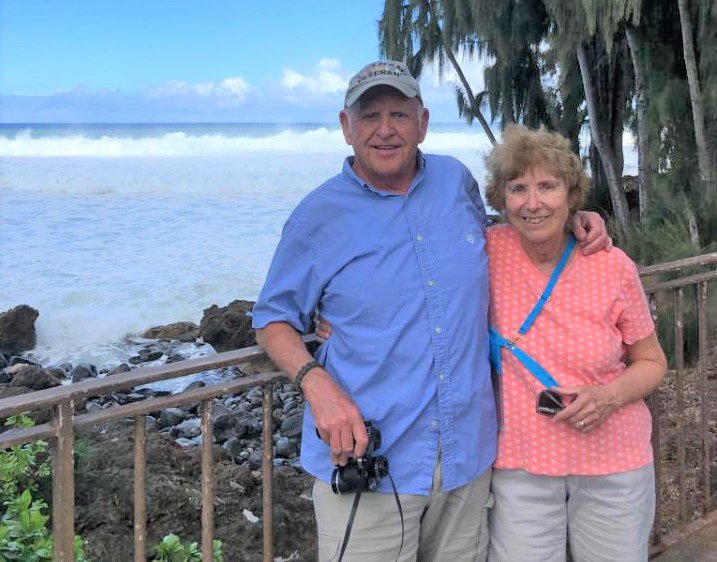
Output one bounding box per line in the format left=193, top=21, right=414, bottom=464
left=0, top=122, right=496, bottom=367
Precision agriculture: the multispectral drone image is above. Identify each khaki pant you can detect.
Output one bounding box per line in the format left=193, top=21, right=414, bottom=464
left=313, top=459, right=492, bottom=562
left=488, top=465, right=655, bottom=562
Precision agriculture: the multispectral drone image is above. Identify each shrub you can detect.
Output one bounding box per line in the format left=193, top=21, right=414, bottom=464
left=151, top=533, right=223, bottom=562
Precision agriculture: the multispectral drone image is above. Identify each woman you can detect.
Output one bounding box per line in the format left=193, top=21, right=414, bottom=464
left=485, top=125, right=666, bottom=561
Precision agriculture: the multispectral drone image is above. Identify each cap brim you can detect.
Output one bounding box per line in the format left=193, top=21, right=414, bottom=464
left=345, top=82, right=419, bottom=107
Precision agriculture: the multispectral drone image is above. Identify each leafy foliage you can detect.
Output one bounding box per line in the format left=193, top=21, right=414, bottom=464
left=379, top=0, right=716, bottom=249
left=151, top=534, right=223, bottom=562
left=0, top=416, right=87, bottom=561
left=0, top=416, right=50, bottom=506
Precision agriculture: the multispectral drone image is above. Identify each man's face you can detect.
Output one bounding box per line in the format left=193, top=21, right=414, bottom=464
left=339, top=90, right=429, bottom=194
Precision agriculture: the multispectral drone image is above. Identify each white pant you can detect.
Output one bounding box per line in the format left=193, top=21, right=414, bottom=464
left=488, top=465, right=655, bottom=562
left=313, top=459, right=492, bottom=562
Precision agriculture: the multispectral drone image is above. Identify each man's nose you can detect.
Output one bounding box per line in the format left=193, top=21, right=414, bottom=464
left=376, top=116, right=394, bottom=136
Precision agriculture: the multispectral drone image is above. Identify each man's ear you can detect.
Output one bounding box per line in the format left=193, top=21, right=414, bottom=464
left=339, top=110, right=353, bottom=145
left=418, top=107, right=429, bottom=143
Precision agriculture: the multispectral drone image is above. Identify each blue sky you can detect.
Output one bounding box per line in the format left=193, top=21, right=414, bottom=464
left=0, top=0, right=484, bottom=123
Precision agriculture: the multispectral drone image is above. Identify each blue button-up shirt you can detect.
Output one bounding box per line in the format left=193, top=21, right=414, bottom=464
left=252, top=152, right=496, bottom=495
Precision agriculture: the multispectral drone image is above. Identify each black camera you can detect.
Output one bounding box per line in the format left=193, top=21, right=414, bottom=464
left=331, top=421, right=388, bottom=495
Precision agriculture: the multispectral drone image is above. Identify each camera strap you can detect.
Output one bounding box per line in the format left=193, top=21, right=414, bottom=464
left=336, top=469, right=404, bottom=562
left=488, top=234, right=575, bottom=388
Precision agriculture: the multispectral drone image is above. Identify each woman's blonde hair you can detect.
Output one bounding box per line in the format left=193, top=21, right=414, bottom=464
left=485, top=124, right=590, bottom=215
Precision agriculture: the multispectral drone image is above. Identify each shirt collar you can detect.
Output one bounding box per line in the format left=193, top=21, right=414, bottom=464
left=342, top=150, right=427, bottom=197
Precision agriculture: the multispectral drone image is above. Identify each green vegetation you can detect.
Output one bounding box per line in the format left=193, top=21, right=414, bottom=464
left=0, top=415, right=86, bottom=562
left=151, top=534, right=223, bottom=562
left=379, top=0, right=716, bottom=256
left=0, top=416, right=223, bottom=561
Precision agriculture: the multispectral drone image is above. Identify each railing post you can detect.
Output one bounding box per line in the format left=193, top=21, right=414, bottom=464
left=674, top=289, right=687, bottom=523
left=650, top=389, right=662, bottom=546
left=52, top=400, right=75, bottom=562
left=201, top=400, right=215, bottom=562
left=697, top=281, right=711, bottom=515
left=262, top=383, right=274, bottom=562
left=134, top=415, right=147, bottom=562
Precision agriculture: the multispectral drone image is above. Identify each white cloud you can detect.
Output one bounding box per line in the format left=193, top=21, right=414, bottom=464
left=280, top=61, right=347, bottom=95
left=143, top=76, right=250, bottom=102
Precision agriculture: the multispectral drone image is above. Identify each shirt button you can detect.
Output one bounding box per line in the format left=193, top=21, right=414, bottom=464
left=434, top=327, right=442, bottom=334
left=438, top=372, right=445, bottom=380
left=416, top=234, right=423, bottom=242
left=466, top=233, right=475, bottom=244
left=431, top=420, right=438, bottom=428
left=427, top=279, right=435, bottom=286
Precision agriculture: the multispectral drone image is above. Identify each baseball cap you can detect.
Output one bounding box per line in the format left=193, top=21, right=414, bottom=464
left=344, top=60, right=422, bottom=107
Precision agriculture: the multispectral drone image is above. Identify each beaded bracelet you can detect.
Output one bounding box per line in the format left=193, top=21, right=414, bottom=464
left=294, top=360, right=320, bottom=394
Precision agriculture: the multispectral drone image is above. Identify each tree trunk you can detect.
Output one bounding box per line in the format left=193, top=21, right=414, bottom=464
left=443, top=46, right=497, bottom=146
left=427, top=0, right=497, bottom=146
left=577, top=42, right=631, bottom=242
left=677, top=0, right=715, bottom=204
left=625, top=26, right=652, bottom=223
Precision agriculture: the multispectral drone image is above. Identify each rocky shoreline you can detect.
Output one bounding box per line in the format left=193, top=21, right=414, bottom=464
left=0, top=301, right=318, bottom=561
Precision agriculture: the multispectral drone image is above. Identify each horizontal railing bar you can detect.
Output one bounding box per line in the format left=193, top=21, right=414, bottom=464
left=0, top=345, right=266, bottom=418
left=0, top=371, right=286, bottom=449
left=639, top=252, right=717, bottom=276
left=0, top=336, right=315, bottom=419
left=643, top=270, right=717, bottom=293
left=0, top=423, right=56, bottom=448
left=72, top=371, right=285, bottom=430
left=648, top=509, right=717, bottom=556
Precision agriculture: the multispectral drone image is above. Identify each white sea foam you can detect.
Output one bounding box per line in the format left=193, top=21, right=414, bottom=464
left=0, top=126, right=490, bottom=157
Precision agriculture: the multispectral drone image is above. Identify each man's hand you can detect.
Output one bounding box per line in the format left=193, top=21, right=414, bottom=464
left=302, top=367, right=368, bottom=466
left=572, top=211, right=612, bottom=255
left=552, top=384, right=619, bottom=433
left=315, top=315, right=332, bottom=342
left=256, top=322, right=367, bottom=466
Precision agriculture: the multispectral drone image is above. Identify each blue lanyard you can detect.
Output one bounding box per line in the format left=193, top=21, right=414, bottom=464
left=489, top=235, right=576, bottom=388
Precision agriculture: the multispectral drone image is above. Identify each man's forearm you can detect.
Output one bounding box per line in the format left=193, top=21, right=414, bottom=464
left=255, top=322, right=315, bottom=383
left=256, top=321, right=368, bottom=462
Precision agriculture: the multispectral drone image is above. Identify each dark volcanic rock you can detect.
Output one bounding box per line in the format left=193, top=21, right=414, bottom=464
left=198, top=300, right=256, bottom=352
left=106, top=363, right=131, bottom=377
left=280, top=412, right=304, bottom=438
left=0, top=305, right=39, bottom=352
left=142, top=321, right=199, bottom=342
left=71, top=363, right=98, bottom=382
left=128, top=350, right=163, bottom=365
left=8, top=364, right=61, bottom=390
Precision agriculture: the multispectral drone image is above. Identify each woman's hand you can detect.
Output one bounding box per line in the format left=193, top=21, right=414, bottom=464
left=554, top=333, right=667, bottom=433
left=315, top=314, right=332, bottom=342
left=552, top=384, right=620, bottom=433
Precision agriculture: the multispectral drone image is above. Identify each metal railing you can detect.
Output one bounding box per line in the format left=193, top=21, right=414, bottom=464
left=0, top=341, right=297, bottom=562
left=640, top=252, right=717, bottom=556
left=0, top=253, right=715, bottom=561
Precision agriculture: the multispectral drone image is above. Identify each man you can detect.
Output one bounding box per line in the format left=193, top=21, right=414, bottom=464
left=252, top=60, right=607, bottom=561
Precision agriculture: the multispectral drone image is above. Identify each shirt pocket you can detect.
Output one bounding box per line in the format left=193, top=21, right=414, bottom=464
left=432, top=227, right=487, bottom=265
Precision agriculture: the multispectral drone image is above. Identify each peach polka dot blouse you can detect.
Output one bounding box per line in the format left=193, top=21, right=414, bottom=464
left=487, top=225, right=656, bottom=476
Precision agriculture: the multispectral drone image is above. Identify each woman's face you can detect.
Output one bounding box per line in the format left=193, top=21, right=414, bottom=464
left=504, top=167, right=571, bottom=247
